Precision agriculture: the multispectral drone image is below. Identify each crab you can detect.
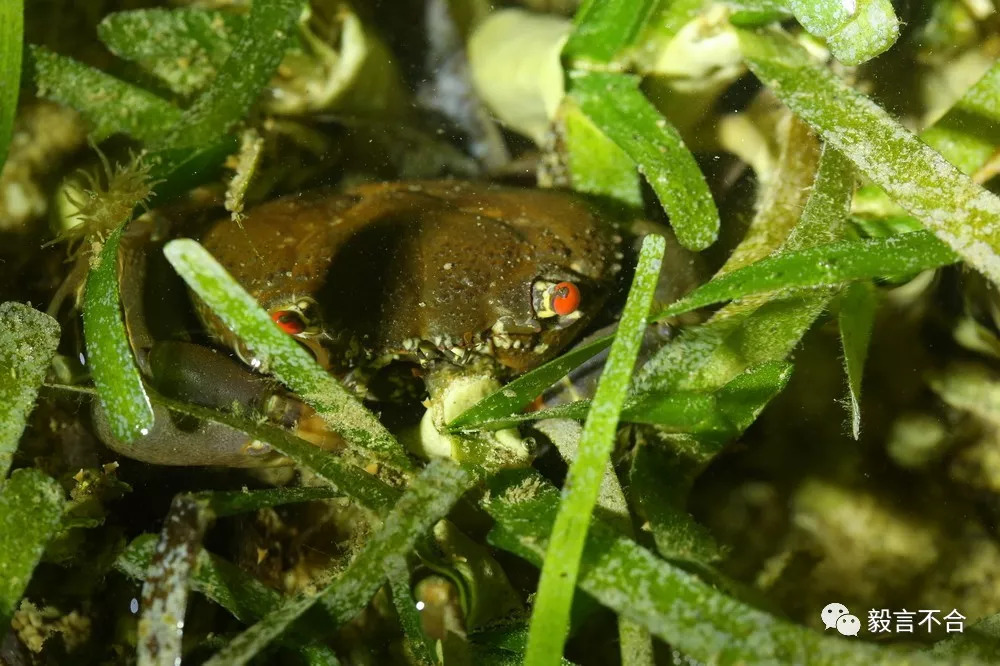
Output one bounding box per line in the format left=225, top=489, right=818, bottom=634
left=196, top=180, right=622, bottom=386
left=94, top=180, right=624, bottom=467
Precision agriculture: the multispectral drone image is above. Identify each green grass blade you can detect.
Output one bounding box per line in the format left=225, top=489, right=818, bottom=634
left=98, top=8, right=244, bottom=97
left=84, top=226, right=155, bottom=445
left=458, top=392, right=718, bottom=432
left=921, top=60, right=1000, bottom=176
left=525, top=235, right=664, bottom=665
left=569, top=71, right=719, bottom=250
left=194, top=486, right=343, bottom=518
left=739, top=28, right=1000, bottom=287
left=563, top=0, right=658, bottom=65
left=29, top=46, right=182, bottom=143
left=163, top=238, right=413, bottom=472
left=385, top=554, right=436, bottom=666
left=485, top=470, right=948, bottom=665
left=447, top=335, right=613, bottom=431
left=0, top=469, right=64, bottom=629
left=0, top=303, right=60, bottom=478
left=166, top=0, right=304, bottom=148
left=653, top=231, right=956, bottom=320
left=713, top=359, right=793, bottom=435
left=838, top=281, right=877, bottom=439
left=636, top=139, right=853, bottom=395
left=202, top=460, right=475, bottom=666
left=0, top=0, right=23, bottom=171
left=559, top=101, right=643, bottom=208
left=630, top=443, right=722, bottom=562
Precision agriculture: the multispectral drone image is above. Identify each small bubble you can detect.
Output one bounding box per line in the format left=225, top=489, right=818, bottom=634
left=415, top=601, right=425, bottom=611
left=140, top=428, right=149, bottom=436
left=130, top=598, right=139, bottom=614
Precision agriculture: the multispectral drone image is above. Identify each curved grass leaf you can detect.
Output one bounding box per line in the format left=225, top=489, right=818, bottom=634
left=98, top=8, right=244, bottom=97
left=652, top=230, right=957, bottom=321
left=738, top=28, right=1000, bottom=288
left=525, top=235, right=664, bottom=665
left=839, top=281, right=877, bottom=439
left=559, top=101, right=643, bottom=208
left=84, top=226, right=155, bottom=445
left=0, top=469, right=64, bottom=629
left=447, top=335, right=613, bottom=431
left=0, top=303, right=60, bottom=478
left=0, top=0, right=23, bottom=171
left=163, top=239, right=413, bottom=472
left=202, top=460, right=475, bottom=666
left=568, top=71, right=719, bottom=250
left=166, top=0, right=305, bottom=148
left=30, top=46, right=182, bottom=143
left=485, top=469, right=952, bottom=665
left=788, top=0, right=899, bottom=66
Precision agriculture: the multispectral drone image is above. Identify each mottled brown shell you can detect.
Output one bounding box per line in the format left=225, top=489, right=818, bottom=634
left=198, top=180, right=620, bottom=374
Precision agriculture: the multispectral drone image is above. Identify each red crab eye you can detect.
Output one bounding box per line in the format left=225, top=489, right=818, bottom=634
left=271, top=310, right=305, bottom=335
left=552, top=282, right=580, bottom=316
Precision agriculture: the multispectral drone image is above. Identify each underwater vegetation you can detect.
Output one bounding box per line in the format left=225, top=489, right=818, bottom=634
left=3, top=0, right=1000, bottom=664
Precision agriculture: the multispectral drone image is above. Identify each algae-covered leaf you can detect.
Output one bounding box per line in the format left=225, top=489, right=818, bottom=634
left=569, top=71, right=719, bottom=250
left=202, top=460, right=475, bottom=666
left=839, top=281, right=877, bottom=439
left=163, top=238, right=413, bottom=472
left=98, top=8, right=244, bottom=97
left=525, top=236, right=664, bottom=664
left=484, top=470, right=944, bottom=665
left=558, top=100, right=643, bottom=208
left=448, top=334, right=613, bottom=431
left=635, top=135, right=851, bottom=397
left=165, top=0, right=305, bottom=149
left=84, top=226, right=155, bottom=445
left=0, top=303, right=60, bottom=478
left=0, top=469, right=64, bottom=629
left=30, top=46, right=182, bottom=143
left=653, top=231, right=956, bottom=320
left=788, top=0, right=899, bottom=66
left=739, top=28, right=1000, bottom=288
